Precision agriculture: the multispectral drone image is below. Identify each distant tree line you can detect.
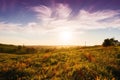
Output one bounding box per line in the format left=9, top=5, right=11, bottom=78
left=102, top=38, right=120, bottom=47
left=0, top=44, right=36, bottom=54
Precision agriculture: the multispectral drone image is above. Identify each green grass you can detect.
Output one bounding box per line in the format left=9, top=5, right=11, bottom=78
left=0, top=46, right=120, bottom=80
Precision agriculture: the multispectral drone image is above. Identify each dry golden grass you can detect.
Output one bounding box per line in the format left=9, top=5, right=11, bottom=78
left=0, top=46, right=120, bottom=80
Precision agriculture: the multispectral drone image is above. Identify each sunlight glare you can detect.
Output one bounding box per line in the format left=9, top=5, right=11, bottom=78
left=59, top=31, right=73, bottom=44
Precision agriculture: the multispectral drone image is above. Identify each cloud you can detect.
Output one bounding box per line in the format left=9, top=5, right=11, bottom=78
left=31, top=3, right=120, bottom=33
left=54, top=4, right=72, bottom=19
left=32, top=4, right=72, bottom=20
left=0, top=3, right=120, bottom=35
left=0, top=22, right=22, bottom=32
left=32, top=5, right=52, bottom=20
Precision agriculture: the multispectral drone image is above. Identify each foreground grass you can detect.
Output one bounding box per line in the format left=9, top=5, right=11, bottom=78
left=0, top=46, right=120, bottom=80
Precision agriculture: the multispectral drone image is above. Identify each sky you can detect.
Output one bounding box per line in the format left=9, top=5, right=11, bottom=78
left=0, top=0, right=120, bottom=46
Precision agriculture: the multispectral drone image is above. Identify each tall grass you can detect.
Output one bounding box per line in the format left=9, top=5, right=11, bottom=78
left=0, top=45, right=120, bottom=80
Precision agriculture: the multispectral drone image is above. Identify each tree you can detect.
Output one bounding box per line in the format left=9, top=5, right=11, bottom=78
left=102, top=38, right=120, bottom=47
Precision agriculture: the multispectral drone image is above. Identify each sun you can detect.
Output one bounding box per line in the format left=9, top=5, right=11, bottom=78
left=59, top=31, right=73, bottom=44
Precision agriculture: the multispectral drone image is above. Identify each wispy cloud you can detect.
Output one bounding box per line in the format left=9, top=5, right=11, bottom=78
left=0, top=22, right=22, bottom=32
left=31, top=3, right=120, bottom=33
left=54, top=4, right=72, bottom=19
left=0, top=3, right=120, bottom=34
left=32, top=5, right=52, bottom=20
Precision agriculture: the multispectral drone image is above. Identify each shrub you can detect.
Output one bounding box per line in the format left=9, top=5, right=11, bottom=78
left=102, top=38, right=120, bottom=47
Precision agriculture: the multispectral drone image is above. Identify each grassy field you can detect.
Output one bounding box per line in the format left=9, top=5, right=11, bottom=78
left=0, top=45, right=120, bottom=80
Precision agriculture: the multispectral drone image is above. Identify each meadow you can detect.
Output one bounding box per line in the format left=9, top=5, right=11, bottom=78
left=0, top=44, right=120, bottom=80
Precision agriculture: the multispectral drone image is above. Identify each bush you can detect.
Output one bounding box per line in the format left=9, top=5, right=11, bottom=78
left=102, top=38, right=120, bottom=47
